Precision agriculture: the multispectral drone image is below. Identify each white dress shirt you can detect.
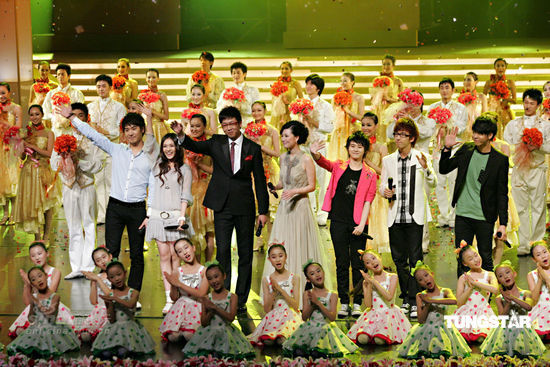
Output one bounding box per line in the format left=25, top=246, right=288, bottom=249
left=427, top=100, right=468, bottom=138
left=229, top=134, right=244, bottom=173
left=216, top=82, right=260, bottom=122
left=307, top=95, right=335, bottom=141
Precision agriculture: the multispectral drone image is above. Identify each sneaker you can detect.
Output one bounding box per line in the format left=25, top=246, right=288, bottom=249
left=162, top=301, right=173, bottom=315
left=338, top=304, right=349, bottom=318
left=64, top=271, right=84, bottom=280
left=400, top=303, right=410, bottom=314
left=410, top=305, right=418, bottom=318
left=136, top=301, right=142, bottom=310
left=351, top=303, right=362, bottom=317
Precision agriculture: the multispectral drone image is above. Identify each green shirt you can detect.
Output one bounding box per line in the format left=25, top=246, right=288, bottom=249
left=456, top=149, right=490, bottom=221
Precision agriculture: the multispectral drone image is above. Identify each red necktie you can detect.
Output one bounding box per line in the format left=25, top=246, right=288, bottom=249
left=230, top=141, right=236, bottom=173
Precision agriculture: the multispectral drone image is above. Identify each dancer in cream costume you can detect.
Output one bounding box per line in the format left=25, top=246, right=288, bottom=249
left=88, top=75, right=126, bottom=224
left=51, top=103, right=104, bottom=279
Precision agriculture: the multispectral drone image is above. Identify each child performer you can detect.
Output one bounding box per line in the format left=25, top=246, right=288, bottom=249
left=527, top=241, right=550, bottom=340
left=480, top=260, right=545, bottom=357
left=248, top=243, right=302, bottom=346
left=348, top=249, right=411, bottom=345
left=398, top=261, right=471, bottom=359
left=7, top=267, right=80, bottom=357
left=282, top=260, right=357, bottom=358
left=160, top=238, right=208, bottom=342
left=183, top=261, right=256, bottom=360
left=454, top=241, right=498, bottom=342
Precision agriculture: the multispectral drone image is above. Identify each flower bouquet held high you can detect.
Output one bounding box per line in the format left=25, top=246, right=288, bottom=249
left=270, top=81, right=290, bottom=117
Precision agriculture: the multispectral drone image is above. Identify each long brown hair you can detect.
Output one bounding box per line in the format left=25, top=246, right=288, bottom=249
left=157, top=133, right=184, bottom=187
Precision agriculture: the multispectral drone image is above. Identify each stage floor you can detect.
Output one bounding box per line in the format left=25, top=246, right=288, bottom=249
left=0, top=203, right=549, bottom=362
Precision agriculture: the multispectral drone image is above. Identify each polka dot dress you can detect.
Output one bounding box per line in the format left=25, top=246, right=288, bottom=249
left=398, top=289, right=471, bottom=359
left=78, top=277, right=111, bottom=341
left=480, top=291, right=545, bottom=357
left=282, top=292, right=358, bottom=358
left=248, top=274, right=302, bottom=345
left=159, top=266, right=204, bottom=340
left=7, top=293, right=80, bottom=357
left=528, top=270, right=550, bottom=337
left=348, top=274, right=411, bottom=344
left=91, top=289, right=155, bottom=357
left=453, top=270, right=496, bottom=342
left=183, top=292, right=255, bottom=360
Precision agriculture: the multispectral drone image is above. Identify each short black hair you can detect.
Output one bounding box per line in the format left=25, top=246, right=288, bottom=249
left=280, top=120, right=309, bottom=145
left=200, top=51, right=214, bottom=63
left=121, top=112, right=146, bottom=131
left=106, top=260, right=125, bottom=274
left=383, top=54, right=396, bottom=65
left=345, top=131, right=370, bottom=158
left=91, top=247, right=111, bottom=265
left=147, top=68, right=159, bottom=77
left=218, top=106, right=242, bottom=124
left=28, top=104, right=44, bottom=115
left=71, top=102, right=88, bottom=119
left=56, top=63, right=71, bottom=76
left=472, top=115, right=498, bottom=139
left=394, top=117, right=419, bottom=147
left=95, top=74, right=112, bottom=86
left=191, top=113, right=207, bottom=127
left=362, top=112, right=378, bottom=125
left=206, top=263, right=225, bottom=276
left=523, top=88, right=543, bottom=105
left=230, top=62, right=247, bottom=74
left=29, top=241, right=48, bottom=252
left=0, top=82, right=10, bottom=92
left=439, top=77, right=454, bottom=89
left=305, top=74, right=325, bottom=96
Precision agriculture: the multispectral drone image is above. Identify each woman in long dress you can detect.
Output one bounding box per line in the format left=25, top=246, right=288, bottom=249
left=0, top=82, right=22, bottom=225
left=262, top=120, right=330, bottom=300
left=270, top=61, right=303, bottom=131
left=329, top=72, right=364, bottom=161
left=142, top=68, right=170, bottom=143
left=186, top=83, right=217, bottom=134
left=459, top=72, right=487, bottom=140
left=28, top=61, right=58, bottom=107
left=111, top=58, right=138, bottom=108
left=483, top=58, right=516, bottom=138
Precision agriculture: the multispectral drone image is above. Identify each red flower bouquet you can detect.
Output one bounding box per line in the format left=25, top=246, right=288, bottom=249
left=112, top=75, right=126, bottom=91
left=373, top=76, right=391, bottom=88
left=138, top=90, right=161, bottom=104
left=54, top=134, right=78, bottom=154
left=51, top=92, right=71, bottom=106
left=458, top=91, right=477, bottom=105
left=428, top=106, right=453, bottom=125
left=244, top=122, right=267, bottom=139
left=33, top=82, right=51, bottom=94
left=333, top=90, right=353, bottom=107
left=222, top=87, right=246, bottom=103
left=398, top=88, right=423, bottom=106
left=181, top=108, right=202, bottom=121
left=543, top=99, right=550, bottom=111
left=514, top=127, right=544, bottom=171
left=192, top=70, right=210, bottom=84
left=270, top=81, right=289, bottom=97
left=489, top=80, right=510, bottom=100
left=289, top=99, right=314, bottom=115
left=2, top=126, right=20, bottom=144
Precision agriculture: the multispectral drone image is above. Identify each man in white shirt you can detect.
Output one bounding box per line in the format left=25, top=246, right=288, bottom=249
left=428, top=78, right=467, bottom=228
left=186, top=51, right=225, bottom=109
left=504, top=89, right=550, bottom=255
left=217, top=61, right=260, bottom=124
left=304, top=74, right=335, bottom=225
left=88, top=75, right=127, bottom=224
left=51, top=103, right=103, bottom=279
left=43, top=63, right=85, bottom=137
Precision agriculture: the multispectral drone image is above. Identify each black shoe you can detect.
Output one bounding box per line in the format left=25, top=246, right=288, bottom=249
left=237, top=305, right=247, bottom=315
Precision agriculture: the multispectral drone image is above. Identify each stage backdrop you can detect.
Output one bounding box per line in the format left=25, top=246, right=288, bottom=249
left=284, top=0, right=419, bottom=48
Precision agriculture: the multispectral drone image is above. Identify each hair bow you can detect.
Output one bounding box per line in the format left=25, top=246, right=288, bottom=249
left=410, top=260, right=431, bottom=277
left=494, top=259, right=513, bottom=271
left=530, top=240, right=548, bottom=251
left=205, top=259, right=220, bottom=268
left=302, top=259, right=316, bottom=272
left=453, top=240, right=469, bottom=255
left=269, top=241, right=285, bottom=248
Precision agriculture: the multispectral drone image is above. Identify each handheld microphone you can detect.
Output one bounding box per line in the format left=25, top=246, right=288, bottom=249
left=387, top=177, right=396, bottom=202
left=496, top=231, right=512, bottom=248
left=256, top=223, right=264, bottom=237
left=267, top=182, right=279, bottom=199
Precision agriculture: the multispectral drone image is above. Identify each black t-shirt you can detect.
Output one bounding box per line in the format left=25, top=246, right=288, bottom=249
left=329, top=166, right=362, bottom=224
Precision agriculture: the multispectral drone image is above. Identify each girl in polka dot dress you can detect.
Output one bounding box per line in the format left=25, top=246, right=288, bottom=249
left=91, top=261, right=155, bottom=359
left=248, top=243, right=302, bottom=346
left=79, top=247, right=113, bottom=342
left=7, top=267, right=80, bottom=357
left=480, top=260, right=545, bottom=357
left=9, top=242, right=75, bottom=338
left=398, top=261, right=471, bottom=359
left=183, top=262, right=256, bottom=360
left=527, top=241, right=550, bottom=341
left=282, top=261, right=357, bottom=358
left=453, top=242, right=498, bottom=342
left=347, top=249, right=411, bottom=345
left=159, top=238, right=208, bottom=342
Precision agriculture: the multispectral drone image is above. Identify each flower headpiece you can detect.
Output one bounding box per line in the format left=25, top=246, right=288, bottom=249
left=494, top=260, right=513, bottom=272
left=529, top=240, right=548, bottom=253
left=453, top=240, right=469, bottom=255
left=205, top=259, right=220, bottom=269
left=269, top=241, right=285, bottom=248
left=410, top=260, right=431, bottom=277
left=357, top=246, right=377, bottom=258
left=302, top=258, right=319, bottom=273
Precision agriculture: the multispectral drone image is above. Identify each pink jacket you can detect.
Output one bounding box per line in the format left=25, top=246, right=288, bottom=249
left=316, top=155, right=377, bottom=225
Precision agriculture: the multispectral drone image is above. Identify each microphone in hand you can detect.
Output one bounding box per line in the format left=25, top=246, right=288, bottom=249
left=387, top=177, right=396, bottom=203
left=267, top=182, right=279, bottom=199
left=256, top=222, right=264, bottom=237
left=496, top=231, right=512, bottom=248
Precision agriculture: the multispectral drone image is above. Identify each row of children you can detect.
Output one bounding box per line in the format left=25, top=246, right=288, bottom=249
left=4, top=239, right=550, bottom=360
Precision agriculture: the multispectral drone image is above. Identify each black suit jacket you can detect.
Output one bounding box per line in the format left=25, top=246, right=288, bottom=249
left=180, top=134, right=269, bottom=216
left=439, top=142, right=509, bottom=225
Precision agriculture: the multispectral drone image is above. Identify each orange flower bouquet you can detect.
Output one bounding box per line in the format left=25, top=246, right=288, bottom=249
left=514, top=127, right=543, bottom=171
left=51, top=92, right=71, bottom=106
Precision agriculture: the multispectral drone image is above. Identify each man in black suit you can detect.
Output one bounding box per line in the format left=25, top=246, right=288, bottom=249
left=172, top=107, right=269, bottom=312
left=439, top=115, right=508, bottom=277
